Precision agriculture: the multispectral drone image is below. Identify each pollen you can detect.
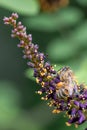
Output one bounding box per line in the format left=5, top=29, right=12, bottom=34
left=47, top=75, right=52, bottom=79
left=36, top=78, right=39, bottom=83
left=56, top=82, right=63, bottom=89
left=40, top=68, right=47, bottom=76
left=39, top=63, right=43, bottom=68
left=47, top=103, right=52, bottom=107
left=37, top=91, right=42, bottom=95
left=41, top=97, right=48, bottom=100
left=41, top=82, right=45, bottom=87
left=66, top=122, right=71, bottom=126
left=52, top=109, right=61, bottom=114
left=75, top=124, right=78, bottom=128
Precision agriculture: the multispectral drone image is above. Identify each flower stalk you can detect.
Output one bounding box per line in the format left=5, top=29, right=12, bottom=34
left=3, top=13, right=87, bottom=128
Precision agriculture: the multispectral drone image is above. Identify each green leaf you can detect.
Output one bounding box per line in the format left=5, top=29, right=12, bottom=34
left=24, top=7, right=83, bottom=31
left=0, top=0, right=40, bottom=15
left=71, top=20, right=87, bottom=47
left=25, top=68, right=35, bottom=81
left=47, top=20, right=87, bottom=62
left=0, top=81, right=20, bottom=128
left=76, top=57, right=87, bottom=83
left=14, top=115, right=42, bottom=130
left=77, top=0, right=87, bottom=6
left=46, top=38, right=79, bottom=61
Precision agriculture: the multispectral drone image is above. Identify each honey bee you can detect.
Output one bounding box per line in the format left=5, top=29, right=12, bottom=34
left=39, top=0, right=69, bottom=12
left=56, top=67, right=79, bottom=98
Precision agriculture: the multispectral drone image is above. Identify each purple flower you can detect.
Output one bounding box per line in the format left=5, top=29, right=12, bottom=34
left=78, top=111, right=86, bottom=124
left=74, top=100, right=80, bottom=107
left=3, top=13, right=87, bottom=128
left=27, top=62, right=35, bottom=68
left=71, top=108, right=77, bottom=116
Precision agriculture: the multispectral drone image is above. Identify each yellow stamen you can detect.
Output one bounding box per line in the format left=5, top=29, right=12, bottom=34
left=47, top=103, right=52, bottom=107
left=39, top=63, right=43, bottom=68
left=66, top=122, right=71, bottom=126
left=41, top=97, right=48, bottom=100
left=41, top=82, right=45, bottom=87
left=41, top=97, right=45, bottom=100
left=47, top=75, right=52, bottom=79
left=52, top=109, right=61, bottom=114
left=36, top=78, right=39, bottom=83
left=75, top=124, right=78, bottom=128
left=37, top=91, right=42, bottom=95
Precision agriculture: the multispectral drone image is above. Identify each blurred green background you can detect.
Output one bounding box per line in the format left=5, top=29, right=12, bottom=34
left=0, top=0, right=87, bottom=130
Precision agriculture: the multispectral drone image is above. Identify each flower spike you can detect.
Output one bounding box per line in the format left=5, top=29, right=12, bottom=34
left=3, top=13, right=87, bottom=128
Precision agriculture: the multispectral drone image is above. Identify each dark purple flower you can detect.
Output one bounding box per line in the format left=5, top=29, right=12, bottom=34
left=53, top=77, right=60, bottom=83
left=78, top=111, right=86, bottom=124
left=74, top=100, right=80, bottom=107
left=27, top=62, right=35, bottom=68
left=71, top=108, right=77, bottom=116
left=4, top=13, right=87, bottom=128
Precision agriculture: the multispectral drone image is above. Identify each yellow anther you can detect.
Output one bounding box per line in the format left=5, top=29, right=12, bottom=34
left=44, top=68, right=47, bottom=72
left=40, top=72, right=45, bottom=76
left=47, top=103, right=52, bottom=107
left=48, top=90, right=53, bottom=94
left=65, top=122, right=71, bottom=126
left=45, top=97, right=48, bottom=100
left=36, top=78, right=39, bottom=83
left=47, top=75, right=52, bottom=79
left=39, top=63, right=43, bottom=68
left=41, top=97, right=48, bottom=100
left=41, top=82, right=45, bottom=87
left=75, top=124, right=78, bottom=128
left=41, top=97, right=45, bottom=100
left=37, top=91, right=42, bottom=95
left=52, top=109, right=60, bottom=114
